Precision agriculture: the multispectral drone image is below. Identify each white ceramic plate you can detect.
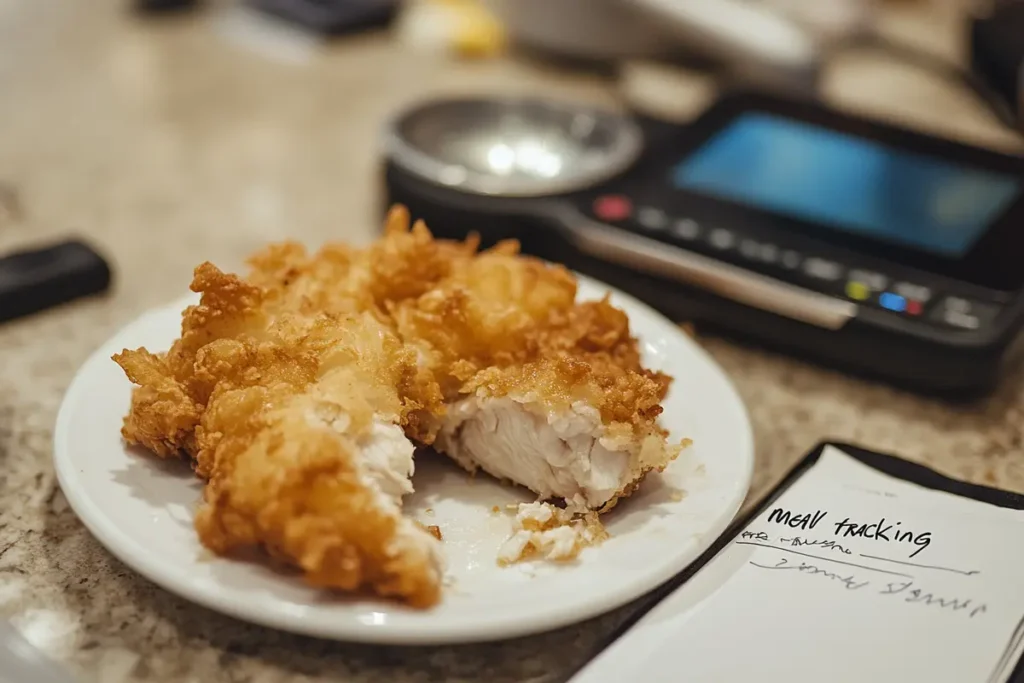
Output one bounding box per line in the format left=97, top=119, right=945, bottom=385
left=54, top=276, right=754, bottom=645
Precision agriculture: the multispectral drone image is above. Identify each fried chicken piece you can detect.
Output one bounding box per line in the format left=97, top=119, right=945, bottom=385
left=115, top=264, right=444, bottom=607
left=386, top=231, right=684, bottom=512
left=196, top=392, right=444, bottom=607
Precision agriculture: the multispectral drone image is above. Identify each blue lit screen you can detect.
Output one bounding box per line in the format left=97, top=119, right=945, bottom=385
left=670, top=113, right=1021, bottom=257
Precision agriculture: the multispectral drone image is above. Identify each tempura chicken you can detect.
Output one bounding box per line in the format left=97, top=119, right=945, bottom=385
left=113, top=205, right=687, bottom=607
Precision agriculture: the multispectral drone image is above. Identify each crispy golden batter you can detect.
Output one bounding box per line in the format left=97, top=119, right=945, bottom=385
left=113, top=205, right=682, bottom=607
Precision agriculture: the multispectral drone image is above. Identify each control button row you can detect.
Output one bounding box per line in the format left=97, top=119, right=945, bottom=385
left=636, top=204, right=703, bottom=242
left=711, top=231, right=800, bottom=269
left=593, top=196, right=704, bottom=243
left=593, top=196, right=832, bottom=287
left=845, top=276, right=929, bottom=317
left=588, top=195, right=997, bottom=330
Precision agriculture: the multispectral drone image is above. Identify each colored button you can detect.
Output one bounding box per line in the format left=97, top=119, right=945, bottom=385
left=592, top=195, right=632, bottom=222
left=759, top=243, right=778, bottom=264
left=906, top=299, right=923, bottom=316
left=879, top=292, right=907, bottom=313
left=672, top=218, right=699, bottom=240
left=739, top=239, right=760, bottom=259
left=636, top=206, right=668, bottom=230
left=803, top=257, right=843, bottom=281
left=944, top=310, right=980, bottom=330
left=945, top=296, right=972, bottom=314
left=708, top=228, right=735, bottom=250
left=845, top=281, right=870, bottom=301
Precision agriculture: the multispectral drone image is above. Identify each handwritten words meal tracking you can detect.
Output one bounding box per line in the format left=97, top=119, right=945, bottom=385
left=765, top=507, right=932, bottom=558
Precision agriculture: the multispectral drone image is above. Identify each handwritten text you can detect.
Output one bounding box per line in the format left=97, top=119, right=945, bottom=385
left=764, top=506, right=933, bottom=558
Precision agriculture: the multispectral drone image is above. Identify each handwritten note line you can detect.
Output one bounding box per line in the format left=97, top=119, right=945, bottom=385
left=734, top=541, right=913, bottom=578
left=858, top=553, right=980, bottom=577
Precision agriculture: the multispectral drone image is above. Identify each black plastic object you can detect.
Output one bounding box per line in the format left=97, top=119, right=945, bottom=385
left=132, top=0, right=199, bottom=13
left=969, top=1, right=1024, bottom=127
left=0, top=240, right=113, bottom=324
left=247, top=0, right=399, bottom=36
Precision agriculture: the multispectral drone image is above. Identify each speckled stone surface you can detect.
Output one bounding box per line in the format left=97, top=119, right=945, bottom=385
left=1, top=1, right=1023, bottom=681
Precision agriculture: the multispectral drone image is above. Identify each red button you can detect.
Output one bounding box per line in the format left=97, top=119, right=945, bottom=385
left=593, top=194, right=632, bottom=222
left=906, top=300, right=923, bottom=316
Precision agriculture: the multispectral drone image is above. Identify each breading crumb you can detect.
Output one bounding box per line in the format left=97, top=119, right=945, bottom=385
left=497, top=502, right=608, bottom=565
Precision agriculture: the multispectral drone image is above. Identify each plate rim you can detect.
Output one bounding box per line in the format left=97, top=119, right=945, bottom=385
left=53, top=274, right=754, bottom=645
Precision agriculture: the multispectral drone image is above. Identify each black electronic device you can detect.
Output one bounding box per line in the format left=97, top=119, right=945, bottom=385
left=247, top=0, right=398, bottom=35
left=381, top=90, right=1024, bottom=398
left=0, top=239, right=113, bottom=324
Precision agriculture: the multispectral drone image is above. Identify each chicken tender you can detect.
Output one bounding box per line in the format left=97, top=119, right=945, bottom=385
left=115, top=263, right=444, bottom=607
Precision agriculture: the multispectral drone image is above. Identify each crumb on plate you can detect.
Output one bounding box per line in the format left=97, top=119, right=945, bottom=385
left=497, top=502, right=608, bottom=565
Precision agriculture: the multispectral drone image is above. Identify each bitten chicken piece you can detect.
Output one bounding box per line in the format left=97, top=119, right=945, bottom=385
left=195, top=400, right=445, bottom=608
left=434, top=358, right=684, bottom=512
left=388, top=235, right=685, bottom=512
left=115, top=264, right=445, bottom=607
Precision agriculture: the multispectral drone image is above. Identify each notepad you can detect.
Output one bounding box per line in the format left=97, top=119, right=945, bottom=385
left=569, top=444, right=1024, bottom=683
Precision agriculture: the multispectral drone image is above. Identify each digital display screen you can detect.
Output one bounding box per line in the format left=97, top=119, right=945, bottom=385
left=670, top=113, right=1022, bottom=257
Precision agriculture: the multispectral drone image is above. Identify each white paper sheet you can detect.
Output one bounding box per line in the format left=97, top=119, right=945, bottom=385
left=570, top=446, right=1024, bottom=683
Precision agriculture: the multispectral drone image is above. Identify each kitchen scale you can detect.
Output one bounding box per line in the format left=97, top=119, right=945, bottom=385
left=380, top=90, right=1024, bottom=398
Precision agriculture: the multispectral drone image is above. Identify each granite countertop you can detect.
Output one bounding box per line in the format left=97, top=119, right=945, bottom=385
left=1, top=1, right=1023, bottom=681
